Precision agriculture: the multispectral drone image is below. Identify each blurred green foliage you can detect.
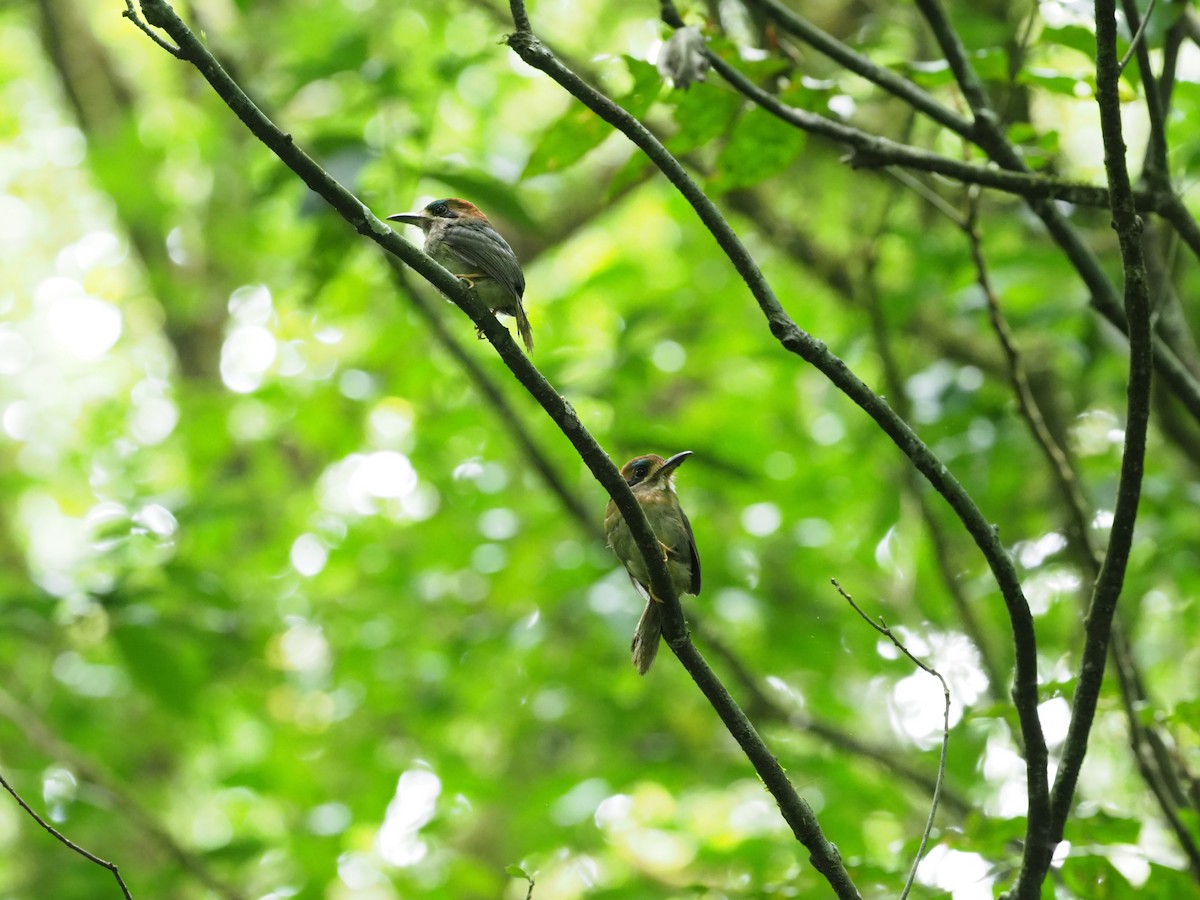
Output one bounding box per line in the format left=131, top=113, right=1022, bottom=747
left=0, top=0, right=1198, bottom=898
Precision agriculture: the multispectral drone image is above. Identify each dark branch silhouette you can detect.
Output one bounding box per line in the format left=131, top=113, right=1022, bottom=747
left=124, top=1, right=861, bottom=896
left=0, top=766, right=133, bottom=899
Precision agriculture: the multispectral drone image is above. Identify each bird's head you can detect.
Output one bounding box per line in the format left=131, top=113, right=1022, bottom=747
left=387, top=198, right=489, bottom=231
left=620, top=451, right=692, bottom=488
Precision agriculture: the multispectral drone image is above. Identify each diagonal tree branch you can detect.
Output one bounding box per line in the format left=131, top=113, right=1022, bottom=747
left=507, top=0, right=1048, bottom=866
left=124, top=1, right=860, bottom=896
left=391, top=250, right=968, bottom=824
left=731, top=0, right=1200, bottom=422
left=0, top=765, right=133, bottom=899
left=727, top=0, right=975, bottom=138
left=0, top=686, right=244, bottom=899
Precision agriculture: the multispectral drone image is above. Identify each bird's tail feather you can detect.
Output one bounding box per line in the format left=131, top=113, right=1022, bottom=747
left=514, top=302, right=534, bottom=353
left=631, top=599, right=662, bottom=675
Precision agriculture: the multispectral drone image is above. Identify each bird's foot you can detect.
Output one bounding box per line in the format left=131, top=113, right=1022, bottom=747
left=659, top=541, right=672, bottom=562
left=455, top=273, right=484, bottom=290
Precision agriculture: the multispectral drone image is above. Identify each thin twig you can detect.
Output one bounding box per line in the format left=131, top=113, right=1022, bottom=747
left=702, top=45, right=1123, bottom=210
left=830, top=580, right=949, bottom=900
left=887, top=169, right=965, bottom=227
left=963, top=198, right=1096, bottom=560
left=1118, top=0, right=1159, bottom=76
left=739, top=0, right=1200, bottom=416
left=695, top=619, right=973, bottom=816
left=0, top=688, right=244, bottom=899
left=0, top=766, right=133, bottom=899
left=122, top=0, right=181, bottom=56
left=965, top=201, right=1200, bottom=879
left=1120, top=0, right=1168, bottom=184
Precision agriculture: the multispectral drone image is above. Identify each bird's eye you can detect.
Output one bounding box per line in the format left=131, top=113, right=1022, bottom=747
left=431, top=202, right=450, bottom=217
left=633, top=461, right=650, bottom=479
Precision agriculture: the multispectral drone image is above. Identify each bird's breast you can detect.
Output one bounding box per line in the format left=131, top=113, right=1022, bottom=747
left=605, top=490, right=695, bottom=598
left=423, top=231, right=467, bottom=271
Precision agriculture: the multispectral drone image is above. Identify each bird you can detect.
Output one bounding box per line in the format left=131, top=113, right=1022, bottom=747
left=604, top=451, right=701, bottom=674
left=387, top=198, right=533, bottom=352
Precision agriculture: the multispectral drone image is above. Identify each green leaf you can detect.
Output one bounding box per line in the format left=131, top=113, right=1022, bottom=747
left=111, top=624, right=205, bottom=715
left=1041, top=25, right=1099, bottom=62
left=1019, top=68, right=1092, bottom=98
left=666, top=81, right=741, bottom=154
left=523, top=57, right=660, bottom=178
left=522, top=104, right=611, bottom=178
left=619, top=55, right=664, bottom=119
left=709, top=108, right=806, bottom=192
left=605, top=152, right=653, bottom=201
left=1059, top=853, right=1130, bottom=898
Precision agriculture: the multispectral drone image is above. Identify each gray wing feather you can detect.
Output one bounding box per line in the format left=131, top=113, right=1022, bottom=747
left=446, top=226, right=525, bottom=301
left=681, top=508, right=701, bottom=595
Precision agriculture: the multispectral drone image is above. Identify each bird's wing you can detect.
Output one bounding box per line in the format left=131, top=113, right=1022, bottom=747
left=627, top=571, right=652, bottom=602
left=446, top=226, right=525, bottom=301
left=680, top=508, right=701, bottom=595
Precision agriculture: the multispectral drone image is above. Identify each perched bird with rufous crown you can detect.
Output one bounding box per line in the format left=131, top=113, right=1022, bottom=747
left=388, top=198, right=533, bottom=352
left=604, top=451, right=701, bottom=674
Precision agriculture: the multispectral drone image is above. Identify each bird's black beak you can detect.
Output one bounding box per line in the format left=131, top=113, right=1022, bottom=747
left=655, top=450, right=693, bottom=481
left=387, top=212, right=427, bottom=227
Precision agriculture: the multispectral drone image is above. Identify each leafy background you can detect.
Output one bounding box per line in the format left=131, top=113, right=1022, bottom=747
left=1, top=0, right=1198, bottom=897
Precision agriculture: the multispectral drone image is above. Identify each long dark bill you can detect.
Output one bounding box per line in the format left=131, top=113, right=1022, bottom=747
left=654, top=450, right=693, bottom=480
